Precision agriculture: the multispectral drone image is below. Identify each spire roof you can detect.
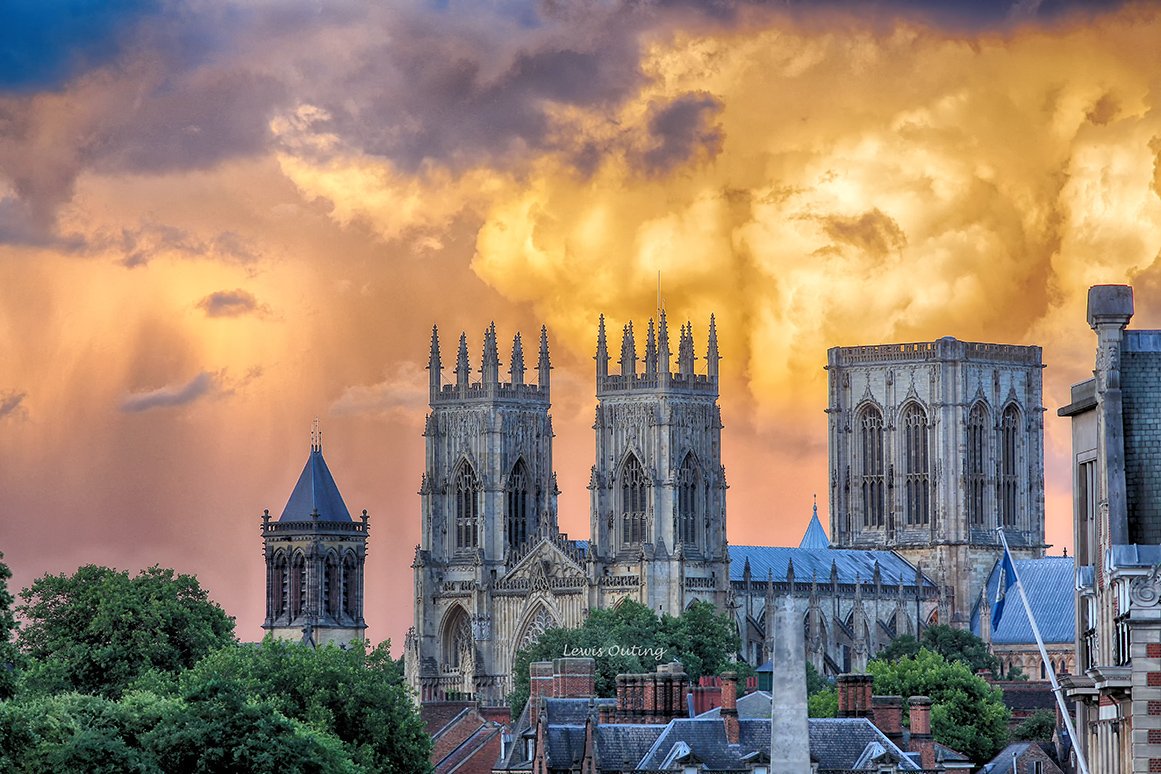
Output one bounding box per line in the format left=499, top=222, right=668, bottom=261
left=799, top=497, right=830, bottom=549
left=279, top=441, right=353, bottom=522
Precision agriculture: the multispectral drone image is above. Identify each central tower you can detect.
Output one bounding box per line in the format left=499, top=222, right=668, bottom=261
left=589, top=312, right=729, bottom=615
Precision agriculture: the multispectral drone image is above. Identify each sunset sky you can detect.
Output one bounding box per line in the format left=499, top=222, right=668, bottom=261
left=2, top=0, right=1160, bottom=650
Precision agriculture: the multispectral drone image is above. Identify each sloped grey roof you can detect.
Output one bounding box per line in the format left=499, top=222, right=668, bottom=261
left=696, top=690, right=772, bottom=719
left=979, top=741, right=1034, bottom=773
left=279, top=448, right=352, bottom=522
left=594, top=724, right=666, bottom=769
left=543, top=697, right=613, bottom=726
left=729, top=545, right=933, bottom=588
left=638, top=717, right=919, bottom=771
left=969, top=556, right=1074, bottom=645
left=808, top=718, right=921, bottom=770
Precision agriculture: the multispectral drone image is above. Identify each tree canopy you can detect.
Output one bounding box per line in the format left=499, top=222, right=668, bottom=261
left=182, top=638, right=431, bottom=773
left=0, top=552, right=17, bottom=701
left=509, top=599, right=742, bottom=713
left=868, top=648, right=1010, bottom=764
left=17, top=565, right=236, bottom=698
left=877, top=624, right=1000, bottom=676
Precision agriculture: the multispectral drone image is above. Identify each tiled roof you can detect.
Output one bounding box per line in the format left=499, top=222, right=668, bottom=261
left=279, top=448, right=352, bottom=522
left=729, top=545, right=934, bottom=588
left=808, top=718, right=922, bottom=770
left=696, top=690, right=774, bottom=719
left=594, top=724, right=666, bottom=769
left=969, top=556, right=1074, bottom=645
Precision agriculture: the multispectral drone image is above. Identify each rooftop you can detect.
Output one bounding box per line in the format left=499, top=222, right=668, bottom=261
left=970, top=556, right=1074, bottom=645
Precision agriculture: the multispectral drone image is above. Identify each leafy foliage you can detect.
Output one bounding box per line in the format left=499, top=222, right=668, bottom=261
left=1013, top=709, right=1057, bottom=741
left=877, top=625, right=999, bottom=676
left=17, top=565, right=236, bottom=698
left=182, top=638, right=431, bottom=774
left=0, top=552, right=18, bottom=700
left=807, top=687, right=837, bottom=718
left=868, top=648, right=1010, bottom=764
left=805, top=661, right=830, bottom=696
left=509, top=600, right=741, bottom=714
left=0, top=687, right=361, bottom=773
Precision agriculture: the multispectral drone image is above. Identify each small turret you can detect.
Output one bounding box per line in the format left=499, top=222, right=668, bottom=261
left=619, top=322, right=637, bottom=378
left=658, top=311, right=671, bottom=384
left=510, top=333, right=525, bottom=386
left=538, top=325, right=551, bottom=390
left=645, top=319, right=657, bottom=379
left=595, top=315, right=609, bottom=382
left=706, top=314, right=719, bottom=380
left=678, top=322, right=696, bottom=375
left=455, top=333, right=471, bottom=389
left=428, top=325, right=442, bottom=398
left=481, top=322, right=501, bottom=386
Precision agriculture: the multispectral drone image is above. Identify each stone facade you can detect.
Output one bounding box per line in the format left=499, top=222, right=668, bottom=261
left=1060, top=285, right=1161, bottom=774
left=827, top=337, right=1047, bottom=625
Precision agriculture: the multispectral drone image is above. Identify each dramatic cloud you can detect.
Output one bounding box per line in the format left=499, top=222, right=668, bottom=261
left=330, top=362, right=429, bottom=421
left=196, top=289, right=269, bottom=318
left=120, top=372, right=216, bottom=412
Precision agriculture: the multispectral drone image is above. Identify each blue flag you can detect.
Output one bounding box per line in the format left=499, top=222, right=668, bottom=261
left=992, top=547, right=1017, bottom=631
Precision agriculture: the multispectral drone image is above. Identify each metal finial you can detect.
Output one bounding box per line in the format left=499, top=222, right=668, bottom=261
left=311, top=417, right=321, bottom=452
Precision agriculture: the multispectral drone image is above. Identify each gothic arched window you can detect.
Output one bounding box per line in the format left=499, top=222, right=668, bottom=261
left=967, top=403, right=988, bottom=526
left=859, top=406, right=885, bottom=528
left=324, top=552, right=340, bottom=618
left=620, top=455, right=648, bottom=546
left=902, top=404, right=930, bottom=526
left=442, top=606, right=472, bottom=671
left=272, top=551, right=288, bottom=618
left=1000, top=405, right=1020, bottom=528
left=677, top=453, right=699, bottom=546
left=506, top=459, right=530, bottom=550
left=289, top=551, right=306, bottom=620
left=342, top=552, right=358, bottom=619
left=454, top=462, right=480, bottom=550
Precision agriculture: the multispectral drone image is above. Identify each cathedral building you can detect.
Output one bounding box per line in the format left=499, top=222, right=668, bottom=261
left=825, top=337, right=1047, bottom=625
left=396, top=316, right=1067, bottom=705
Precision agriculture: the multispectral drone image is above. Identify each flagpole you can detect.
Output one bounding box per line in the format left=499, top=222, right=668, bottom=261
left=996, top=528, right=1090, bottom=774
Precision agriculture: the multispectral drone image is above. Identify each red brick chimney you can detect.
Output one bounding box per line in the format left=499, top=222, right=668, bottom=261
left=836, top=674, right=874, bottom=719
left=720, top=671, right=739, bottom=745
left=530, top=661, right=554, bottom=728
left=552, top=658, right=595, bottom=699
left=908, top=695, right=936, bottom=770
left=611, top=663, right=689, bottom=724
left=871, top=695, right=904, bottom=748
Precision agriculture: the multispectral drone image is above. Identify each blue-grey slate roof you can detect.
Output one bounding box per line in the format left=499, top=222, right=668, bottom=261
left=970, top=556, right=1074, bottom=645
left=594, top=724, right=666, bottom=769
left=799, top=506, right=831, bottom=549
left=1109, top=543, right=1161, bottom=569
left=279, top=448, right=352, bottom=522
left=638, top=717, right=920, bottom=771
left=729, top=545, right=934, bottom=588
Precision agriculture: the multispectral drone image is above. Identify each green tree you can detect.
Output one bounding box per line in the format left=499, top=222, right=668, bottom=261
left=0, top=552, right=18, bottom=700
left=508, top=600, right=742, bottom=714
left=807, top=687, right=837, bottom=718
left=805, top=661, right=830, bottom=696
left=16, top=565, right=235, bottom=699
left=1013, top=708, right=1057, bottom=741
left=878, top=625, right=999, bottom=676
left=0, top=688, right=360, bottom=773
left=182, top=638, right=431, bottom=774
left=868, top=648, right=1010, bottom=764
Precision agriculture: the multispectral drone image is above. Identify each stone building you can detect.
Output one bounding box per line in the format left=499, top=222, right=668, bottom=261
left=404, top=315, right=1068, bottom=704
left=826, top=337, right=1047, bottom=625
left=1059, top=284, right=1161, bottom=773
left=261, top=429, right=368, bottom=647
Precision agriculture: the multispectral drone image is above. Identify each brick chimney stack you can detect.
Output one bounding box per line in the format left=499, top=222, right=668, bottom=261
left=530, top=661, right=554, bottom=728
left=908, top=696, right=936, bottom=770
left=871, top=696, right=904, bottom=748
left=552, top=658, right=595, bottom=699
left=720, top=671, right=739, bottom=745
left=836, top=674, right=874, bottom=719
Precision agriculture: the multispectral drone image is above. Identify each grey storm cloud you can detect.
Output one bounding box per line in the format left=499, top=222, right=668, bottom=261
left=120, top=372, right=216, bottom=413
left=197, top=289, right=268, bottom=318
left=638, top=92, right=725, bottom=175
left=0, top=0, right=1134, bottom=247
